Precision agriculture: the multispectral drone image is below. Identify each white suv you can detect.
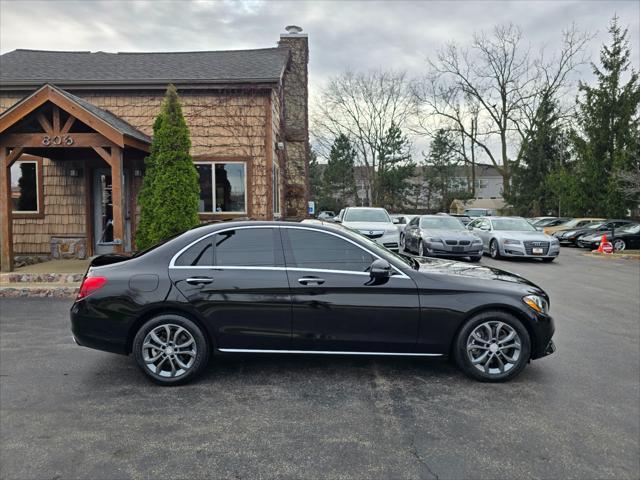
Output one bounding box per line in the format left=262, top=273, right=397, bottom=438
left=337, top=207, right=400, bottom=251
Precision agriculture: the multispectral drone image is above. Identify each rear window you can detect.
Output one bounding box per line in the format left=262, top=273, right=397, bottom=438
left=175, top=228, right=281, bottom=267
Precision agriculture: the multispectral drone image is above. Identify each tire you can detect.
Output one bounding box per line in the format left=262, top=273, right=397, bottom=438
left=453, top=310, right=531, bottom=382
left=490, top=239, right=501, bottom=259
left=399, top=233, right=405, bottom=251
left=470, top=256, right=482, bottom=262
left=542, top=257, right=555, bottom=263
left=613, top=239, right=626, bottom=252
left=133, top=314, right=209, bottom=386
left=418, top=240, right=425, bottom=257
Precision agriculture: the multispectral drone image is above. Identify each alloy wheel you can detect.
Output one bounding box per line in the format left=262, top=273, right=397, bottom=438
left=613, top=239, right=626, bottom=251
left=142, top=324, right=197, bottom=378
left=490, top=240, right=499, bottom=258
left=418, top=241, right=424, bottom=256
left=466, top=321, right=522, bottom=375
left=400, top=234, right=405, bottom=250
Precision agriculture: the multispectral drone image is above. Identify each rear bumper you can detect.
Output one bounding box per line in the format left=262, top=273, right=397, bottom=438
left=70, top=300, right=129, bottom=355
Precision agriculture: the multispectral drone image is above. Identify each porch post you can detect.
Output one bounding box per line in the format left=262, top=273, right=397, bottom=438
left=110, top=146, right=125, bottom=254
left=0, top=147, right=14, bottom=272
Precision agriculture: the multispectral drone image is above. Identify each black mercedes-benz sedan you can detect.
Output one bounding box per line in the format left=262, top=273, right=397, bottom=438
left=71, top=221, right=556, bottom=385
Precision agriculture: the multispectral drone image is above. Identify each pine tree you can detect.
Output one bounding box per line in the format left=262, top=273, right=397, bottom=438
left=375, top=123, right=415, bottom=210
left=572, top=16, right=640, bottom=217
left=506, top=96, right=570, bottom=216
left=323, top=134, right=358, bottom=209
left=423, top=129, right=467, bottom=212
left=135, top=85, right=200, bottom=250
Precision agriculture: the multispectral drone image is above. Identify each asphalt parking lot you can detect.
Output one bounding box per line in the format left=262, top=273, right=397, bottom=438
left=1, top=247, right=639, bottom=480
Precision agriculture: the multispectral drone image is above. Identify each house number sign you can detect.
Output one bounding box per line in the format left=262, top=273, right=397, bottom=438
left=42, top=134, right=74, bottom=146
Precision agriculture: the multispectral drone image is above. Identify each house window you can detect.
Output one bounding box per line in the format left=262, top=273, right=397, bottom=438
left=195, top=162, right=247, bottom=214
left=10, top=160, right=40, bottom=213
left=273, top=163, right=280, bottom=216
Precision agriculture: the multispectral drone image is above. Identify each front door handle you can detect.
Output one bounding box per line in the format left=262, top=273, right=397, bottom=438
left=186, top=277, right=214, bottom=285
left=298, top=277, right=325, bottom=285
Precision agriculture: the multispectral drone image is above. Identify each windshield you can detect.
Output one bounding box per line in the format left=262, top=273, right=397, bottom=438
left=420, top=217, right=465, bottom=230
left=491, top=218, right=537, bottom=231
left=464, top=209, right=487, bottom=217
left=562, top=219, right=592, bottom=228
left=344, top=209, right=391, bottom=223
left=586, top=222, right=605, bottom=230
left=619, top=223, right=640, bottom=234
left=535, top=218, right=562, bottom=227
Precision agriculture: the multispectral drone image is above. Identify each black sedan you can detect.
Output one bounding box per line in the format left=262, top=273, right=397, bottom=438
left=71, top=221, right=555, bottom=385
left=554, top=219, right=634, bottom=245
left=577, top=223, right=640, bottom=251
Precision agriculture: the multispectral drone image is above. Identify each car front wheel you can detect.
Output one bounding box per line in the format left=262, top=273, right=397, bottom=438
left=133, top=314, right=209, bottom=386
left=490, top=239, right=501, bottom=259
left=418, top=240, right=425, bottom=257
left=613, top=239, right=626, bottom=251
left=453, top=310, right=531, bottom=382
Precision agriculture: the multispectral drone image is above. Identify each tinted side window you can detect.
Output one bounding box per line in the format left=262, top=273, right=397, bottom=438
left=285, top=229, right=374, bottom=272
left=175, top=237, right=213, bottom=266
left=213, top=228, right=279, bottom=267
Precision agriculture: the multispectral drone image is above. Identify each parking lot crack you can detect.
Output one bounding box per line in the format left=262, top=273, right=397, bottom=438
left=409, top=437, right=439, bottom=480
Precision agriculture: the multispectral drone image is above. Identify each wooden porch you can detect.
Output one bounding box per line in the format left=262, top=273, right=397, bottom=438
left=0, top=84, right=150, bottom=271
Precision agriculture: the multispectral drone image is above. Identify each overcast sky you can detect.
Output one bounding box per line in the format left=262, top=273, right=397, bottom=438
left=1, top=0, right=638, bottom=158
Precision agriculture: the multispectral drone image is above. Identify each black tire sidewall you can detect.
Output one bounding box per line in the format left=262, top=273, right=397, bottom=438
left=453, top=310, right=531, bottom=382
left=133, top=314, right=209, bottom=386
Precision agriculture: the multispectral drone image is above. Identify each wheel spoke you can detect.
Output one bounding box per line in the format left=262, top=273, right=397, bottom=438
left=471, top=350, right=490, bottom=365
left=498, top=330, right=516, bottom=344
left=176, top=337, right=194, bottom=349
left=168, top=357, right=177, bottom=377
left=150, top=331, right=165, bottom=347
left=171, top=326, right=185, bottom=344
left=145, top=351, right=163, bottom=363
left=175, top=356, right=190, bottom=369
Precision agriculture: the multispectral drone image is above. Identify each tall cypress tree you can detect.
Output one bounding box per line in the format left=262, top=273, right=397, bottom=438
left=136, top=85, right=200, bottom=250
left=375, top=123, right=415, bottom=210
left=572, top=16, right=640, bottom=217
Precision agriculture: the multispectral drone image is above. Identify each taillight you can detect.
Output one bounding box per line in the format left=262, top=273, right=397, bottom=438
left=77, top=276, right=107, bottom=300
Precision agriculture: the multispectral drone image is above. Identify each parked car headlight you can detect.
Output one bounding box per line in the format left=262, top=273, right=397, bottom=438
left=564, top=230, right=576, bottom=237
left=503, top=239, right=521, bottom=245
left=472, top=238, right=482, bottom=244
left=523, top=295, right=549, bottom=314
left=551, top=238, right=560, bottom=244
left=425, top=237, right=442, bottom=243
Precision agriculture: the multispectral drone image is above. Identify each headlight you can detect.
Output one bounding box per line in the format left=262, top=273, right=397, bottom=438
left=551, top=238, right=560, bottom=244
left=472, top=238, right=482, bottom=244
left=564, top=230, right=576, bottom=237
left=523, top=295, right=549, bottom=314
left=503, top=239, right=521, bottom=245
left=425, top=237, right=442, bottom=243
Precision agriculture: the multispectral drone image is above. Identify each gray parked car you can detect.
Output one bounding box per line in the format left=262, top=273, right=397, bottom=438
left=403, top=215, right=483, bottom=261
left=468, top=216, right=560, bottom=262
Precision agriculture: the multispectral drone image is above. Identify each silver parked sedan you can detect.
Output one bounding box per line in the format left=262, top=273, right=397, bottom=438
left=403, top=215, right=483, bottom=261
left=468, top=217, right=560, bottom=262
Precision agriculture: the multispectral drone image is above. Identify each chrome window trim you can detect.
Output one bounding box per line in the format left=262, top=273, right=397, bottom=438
left=218, top=348, right=442, bottom=357
left=168, top=224, right=411, bottom=278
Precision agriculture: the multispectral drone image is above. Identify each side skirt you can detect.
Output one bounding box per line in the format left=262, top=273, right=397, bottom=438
left=218, top=349, right=443, bottom=357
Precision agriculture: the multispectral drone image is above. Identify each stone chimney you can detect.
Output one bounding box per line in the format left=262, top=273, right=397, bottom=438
left=278, top=25, right=309, bottom=218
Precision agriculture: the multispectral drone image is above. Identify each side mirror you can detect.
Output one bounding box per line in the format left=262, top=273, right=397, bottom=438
left=370, top=259, right=392, bottom=279
left=392, top=218, right=400, bottom=224
left=480, top=225, right=490, bottom=231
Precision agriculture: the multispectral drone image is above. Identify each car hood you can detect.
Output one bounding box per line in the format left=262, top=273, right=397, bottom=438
left=413, top=256, right=541, bottom=290
left=342, top=221, right=395, bottom=231
left=424, top=229, right=477, bottom=239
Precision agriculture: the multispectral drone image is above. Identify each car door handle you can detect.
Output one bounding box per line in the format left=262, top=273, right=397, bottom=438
left=186, top=277, right=214, bottom=285
left=298, top=277, right=325, bottom=285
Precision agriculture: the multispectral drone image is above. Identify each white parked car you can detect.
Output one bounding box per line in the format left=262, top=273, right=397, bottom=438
left=337, top=207, right=400, bottom=251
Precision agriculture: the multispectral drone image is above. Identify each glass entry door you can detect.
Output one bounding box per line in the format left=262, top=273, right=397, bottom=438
left=93, top=168, right=131, bottom=254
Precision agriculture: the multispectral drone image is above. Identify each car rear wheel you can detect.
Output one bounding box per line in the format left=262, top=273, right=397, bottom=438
left=613, top=239, right=626, bottom=251
left=133, top=314, right=209, bottom=386
left=490, top=239, right=501, bottom=259
left=453, top=310, right=531, bottom=382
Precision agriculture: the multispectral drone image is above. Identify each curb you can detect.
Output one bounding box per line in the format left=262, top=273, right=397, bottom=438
left=0, top=285, right=78, bottom=298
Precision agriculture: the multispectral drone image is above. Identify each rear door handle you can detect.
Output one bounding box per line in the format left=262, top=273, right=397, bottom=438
left=186, top=277, right=214, bottom=285
left=298, top=277, right=325, bottom=285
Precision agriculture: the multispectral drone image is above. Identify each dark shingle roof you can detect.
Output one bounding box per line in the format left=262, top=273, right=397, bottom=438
left=0, top=48, right=290, bottom=87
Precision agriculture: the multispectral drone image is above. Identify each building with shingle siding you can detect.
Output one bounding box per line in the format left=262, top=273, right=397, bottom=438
left=0, top=26, right=309, bottom=271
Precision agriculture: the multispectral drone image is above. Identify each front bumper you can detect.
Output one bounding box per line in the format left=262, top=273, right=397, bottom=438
left=361, top=230, right=400, bottom=251
left=424, top=241, right=483, bottom=257
left=530, top=313, right=556, bottom=360
left=576, top=239, right=598, bottom=249
left=499, top=242, right=560, bottom=258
